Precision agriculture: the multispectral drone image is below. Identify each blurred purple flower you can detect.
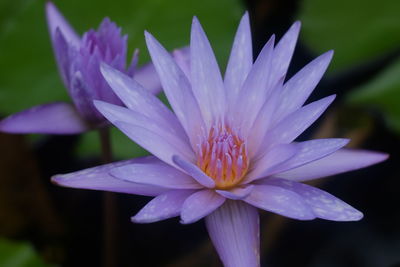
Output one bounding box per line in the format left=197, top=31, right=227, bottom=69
left=52, top=13, right=388, bottom=266
left=0, top=2, right=162, bottom=134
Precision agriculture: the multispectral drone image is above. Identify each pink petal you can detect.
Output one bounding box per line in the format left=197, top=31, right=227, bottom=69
left=52, top=157, right=166, bottom=196
left=190, top=17, right=226, bottom=125
left=205, top=201, right=260, bottom=267
left=276, top=148, right=389, bottom=182
left=265, top=178, right=363, bottom=221
left=110, top=159, right=202, bottom=189
left=244, top=184, right=315, bottom=220
left=0, top=102, right=89, bottom=134
left=45, top=2, right=80, bottom=46
left=224, top=12, right=253, bottom=106
left=180, top=189, right=225, bottom=224
left=172, top=155, right=215, bottom=188
left=132, top=190, right=195, bottom=223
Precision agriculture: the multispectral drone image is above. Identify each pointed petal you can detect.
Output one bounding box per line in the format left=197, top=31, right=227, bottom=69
left=45, top=2, right=80, bottom=46
left=133, top=62, right=162, bottom=95
left=190, top=17, right=226, bottom=125
left=110, top=159, right=202, bottom=189
left=52, top=29, right=72, bottom=88
left=270, top=21, right=301, bottom=85
left=132, top=190, right=195, bottom=223
left=266, top=138, right=349, bottom=176
left=264, top=95, right=336, bottom=147
left=273, top=51, right=334, bottom=124
left=172, top=46, right=191, bottom=79
left=276, top=148, right=388, bottom=182
left=244, top=184, right=315, bottom=220
left=224, top=12, right=253, bottom=102
left=216, top=185, right=254, bottom=200
left=180, top=189, right=225, bottom=224
left=0, top=102, right=89, bottom=134
left=52, top=157, right=166, bottom=196
left=232, top=35, right=275, bottom=134
left=205, top=201, right=260, bottom=267
left=100, top=64, right=188, bottom=142
left=244, top=144, right=298, bottom=183
left=145, top=31, right=205, bottom=146
left=172, top=155, right=215, bottom=188
left=94, top=101, right=194, bottom=162
left=265, top=178, right=363, bottom=221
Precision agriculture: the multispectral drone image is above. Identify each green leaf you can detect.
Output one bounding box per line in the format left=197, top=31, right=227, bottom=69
left=347, top=59, right=400, bottom=133
left=298, top=0, right=400, bottom=71
left=0, top=0, right=243, bottom=158
left=0, top=238, right=48, bottom=267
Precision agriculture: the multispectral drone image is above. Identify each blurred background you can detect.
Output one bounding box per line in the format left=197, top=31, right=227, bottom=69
left=0, top=0, right=399, bottom=266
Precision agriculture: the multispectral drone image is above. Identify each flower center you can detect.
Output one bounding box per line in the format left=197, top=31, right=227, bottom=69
left=196, top=126, right=249, bottom=189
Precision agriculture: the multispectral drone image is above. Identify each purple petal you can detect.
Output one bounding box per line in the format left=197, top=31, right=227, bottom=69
left=133, top=62, right=162, bottom=95
left=100, top=63, right=188, bottom=142
left=276, top=148, right=388, bottom=182
left=224, top=12, right=253, bottom=105
left=270, top=21, right=301, bottom=86
left=172, top=155, right=215, bottom=188
left=172, top=47, right=191, bottom=79
left=216, top=185, right=254, bottom=200
left=265, top=178, right=363, bottom=221
left=266, top=138, right=349, bottom=176
left=45, top=2, right=80, bottom=46
left=52, top=157, right=166, bottom=196
left=132, top=190, right=195, bottom=223
left=244, top=184, right=315, bottom=220
left=110, top=159, right=202, bottom=189
left=273, top=51, right=334, bottom=124
left=205, top=201, right=259, bottom=267
left=94, top=101, right=194, bottom=162
left=264, top=95, right=336, bottom=147
left=232, top=35, right=275, bottom=134
left=145, top=31, right=205, bottom=147
left=0, top=102, right=89, bottom=134
left=52, top=29, right=72, bottom=88
left=244, top=144, right=298, bottom=183
left=180, top=189, right=225, bottom=224
left=190, top=17, right=226, bottom=125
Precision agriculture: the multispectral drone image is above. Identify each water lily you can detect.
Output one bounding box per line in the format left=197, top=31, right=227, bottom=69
left=52, top=13, right=388, bottom=266
left=0, top=2, right=162, bottom=134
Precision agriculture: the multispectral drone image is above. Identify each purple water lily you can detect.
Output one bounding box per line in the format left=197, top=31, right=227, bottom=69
left=0, top=2, right=162, bottom=134
left=52, top=13, right=387, bottom=266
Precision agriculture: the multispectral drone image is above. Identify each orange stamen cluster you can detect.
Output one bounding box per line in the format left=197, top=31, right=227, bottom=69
left=196, top=125, right=249, bottom=189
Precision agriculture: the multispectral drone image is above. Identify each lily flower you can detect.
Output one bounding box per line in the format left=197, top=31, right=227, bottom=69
left=0, top=2, right=162, bottom=134
left=52, top=13, right=388, bottom=266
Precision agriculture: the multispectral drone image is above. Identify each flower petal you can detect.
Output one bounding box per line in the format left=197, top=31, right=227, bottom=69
left=100, top=63, right=188, bottom=141
left=263, top=94, right=336, bottom=148
left=132, top=190, right=195, bottom=223
left=94, top=101, right=194, bottom=162
left=133, top=62, right=162, bottom=95
left=273, top=51, right=334, bottom=124
left=270, top=21, right=301, bottom=85
left=172, top=47, right=191, bottom=79
left=244, top=184, right=315, bottom=220
left=180, top=189, right=225, bottom=224
left=0, top=102, right=89, bottom=134
left=233, top=35, right=275, bottom=134
left=265, top=178, right=363, bottom=221
left=110, top=159, right=202, bottom=189
left=45, top=1, right=80, bottom=46
left=216, top=185, right=254, bottom=200
left=190, top=17, right=226, bottom=125
left=205, top=200, right=260, bottom=267
left=145, top=31, right=205, bottom=147
left=276, top=148, right=388, bottom=182
left=224, top=12, right=253, bottom=105
left=52, top=157, right=166, bottom=196
left=172, top=155, right=215, bottom=188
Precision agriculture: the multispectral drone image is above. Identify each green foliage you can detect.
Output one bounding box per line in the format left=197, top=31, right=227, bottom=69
left=0, top=238, right=48, bottom=267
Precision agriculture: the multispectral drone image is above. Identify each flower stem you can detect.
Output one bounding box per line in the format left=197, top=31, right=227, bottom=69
left=99, top=127, right=117, bottom=267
